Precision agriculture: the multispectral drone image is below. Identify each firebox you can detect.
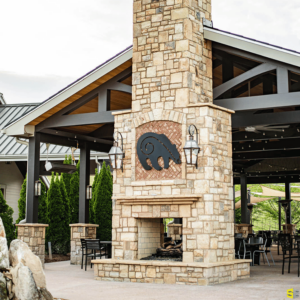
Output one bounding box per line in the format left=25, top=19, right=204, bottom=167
left=138, top=218, right=183, bottom=261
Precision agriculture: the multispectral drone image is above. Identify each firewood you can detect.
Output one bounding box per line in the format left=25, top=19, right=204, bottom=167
left=162, top=241, right=175, bottom=248
left=174, top=243, right=182, bottom=248
left=166, top=245, right=174, bottom=249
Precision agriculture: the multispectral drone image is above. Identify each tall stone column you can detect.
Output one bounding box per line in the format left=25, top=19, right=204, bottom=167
left=70, top=224, right=99, bottom=265
left=16, top=224, right=48, bottom=267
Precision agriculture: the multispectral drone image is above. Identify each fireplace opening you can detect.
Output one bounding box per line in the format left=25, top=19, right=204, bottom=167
left=138, top=218, right=183, bottom=261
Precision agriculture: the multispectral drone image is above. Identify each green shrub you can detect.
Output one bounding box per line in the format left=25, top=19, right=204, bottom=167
left=69, top=161, right=80, bottom=224
left=0, top=189, right=15, bottom=245
left=16, top=175, right=27, bottom=224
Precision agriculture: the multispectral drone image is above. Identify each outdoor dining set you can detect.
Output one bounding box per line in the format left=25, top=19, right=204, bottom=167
left=235, top=230, right=300, bottom=277
left=80, top=239, right=112, bottom=271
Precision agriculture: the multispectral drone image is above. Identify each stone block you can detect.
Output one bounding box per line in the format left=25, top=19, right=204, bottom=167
left=164, top=273, right=176, bottom=284
left=171, top=8, right=189, bottom=20
left=146, top=267, right=156, bottom=278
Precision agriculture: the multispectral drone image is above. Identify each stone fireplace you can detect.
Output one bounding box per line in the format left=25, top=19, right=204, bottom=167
left=93, top=0, right=251, bottom=285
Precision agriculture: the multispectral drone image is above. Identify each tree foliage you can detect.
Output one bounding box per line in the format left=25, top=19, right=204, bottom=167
left=93, top=162, right=112, bottom=240
left=16, top=175, right=27, bottom=224
left=38, top=181, right=48, bottom=224
left=47, top=173, right=67, bottom=254
left=0, top=189, right=15, bottom=245
left=69, top=161, right=80, bottom=224
left=61, top=155, right=73, bottom=197
left=89, top=168, right=99, bottom=223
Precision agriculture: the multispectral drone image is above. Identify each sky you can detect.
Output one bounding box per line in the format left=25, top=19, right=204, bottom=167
left=0, top=0, right=300, bottom=104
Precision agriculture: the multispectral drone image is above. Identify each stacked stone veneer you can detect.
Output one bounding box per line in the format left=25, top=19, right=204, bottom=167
left=93, top=260, right=250, bottom=286
left=168, top=223, right=182, bottom=241
left=16, top=224, right=48, bottom=267
left=70, top=224, right=98, bottom=265
left=95, top=0, right=251, bottom=286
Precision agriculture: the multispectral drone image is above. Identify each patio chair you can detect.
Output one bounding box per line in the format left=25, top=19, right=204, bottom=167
left=239, top=239, right=252, bottom=265
left=235, top=238, right=243, bottom=259
left=278, top=233, right=291, bottom=255
left=85, top=239, right=104, bottom=271
left=80, top=239, right=88, bottom=270
left=265, top=238, right=275, bottom=265
left=278, top=234, right=294, bottom=275
left=253, top=237, right=270, bottom=266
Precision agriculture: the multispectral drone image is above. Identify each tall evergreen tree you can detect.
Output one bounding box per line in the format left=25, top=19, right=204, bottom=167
left=16, top=175, right=27, bottom=224
left=61, top=155, right=73, bottom=197
left=59, top=177, right=71, bottom=254
left=0, top=190, right=15, bottom=245
left=89, top=168, right=99, bottom=223
left=47, top=173, right=66, bottom=254
left=93, top=162, right=113, bottom=240
left=69, top=160, right=80, bottom=224
left=38, top=181, right=48, bottom=224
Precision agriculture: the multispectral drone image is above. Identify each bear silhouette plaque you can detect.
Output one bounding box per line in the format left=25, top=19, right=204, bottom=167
left=137, top=132, right=181, bottom=171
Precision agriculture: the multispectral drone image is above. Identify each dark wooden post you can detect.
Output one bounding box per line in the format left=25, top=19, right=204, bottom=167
left=241, top=174, right=248, bottom=224
left=233, top=185, right=236, bottom=223
left=285, top=182, right=291, bottom=224
left=278, top=197, right=282, bottom=231
left=26, top=133, right=41, bottom=223
left=247, top=189, right=251, bottom=224
left=79, top=142, right=90, bottom=224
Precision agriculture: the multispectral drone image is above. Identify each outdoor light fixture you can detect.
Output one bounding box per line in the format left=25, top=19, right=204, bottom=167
left=35, top=180, right=42, bottom=197
left=183, top=125, right=200, bottom=168
left=247, top=203, right=257, bottom=226
left=108, top=132, right=125, bottom=172
left=86, top=185, right=92, bottom=200
left=278, top=199, right=293, bottom=234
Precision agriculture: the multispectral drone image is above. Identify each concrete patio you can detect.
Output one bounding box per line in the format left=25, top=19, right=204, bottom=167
left=45, top=246, right=299, bottom=300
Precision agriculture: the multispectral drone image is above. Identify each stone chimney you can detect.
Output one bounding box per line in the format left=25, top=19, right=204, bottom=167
left=132, top=0, right=213, bottom=113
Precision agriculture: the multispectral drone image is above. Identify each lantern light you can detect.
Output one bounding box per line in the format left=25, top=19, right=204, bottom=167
left=35, top=180, right=42, bottom=197
left=86, top=185, right=92, bottom=200
left=108, top=132, right=125, bottom=172
left=183, top=125, right=200, bottom=168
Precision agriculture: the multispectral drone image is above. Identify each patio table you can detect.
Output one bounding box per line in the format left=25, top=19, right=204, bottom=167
left=246, top=243, right=263, bottom=265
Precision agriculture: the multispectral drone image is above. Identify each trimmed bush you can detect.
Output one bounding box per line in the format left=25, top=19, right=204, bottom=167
left=93, top=162, right=112, bottom=240
left=89, top=168, right=99, bottom=223
left=16, top=175, right=27, bottom=224
left=61, top=155, right=73, bottom=197
left=47, top=173, right=66, bottom=254
left=69, top=161, right=80, bottom=224
left=0, top=189, right=15, bottom=245
left=38, top=181, right=48, bottom=224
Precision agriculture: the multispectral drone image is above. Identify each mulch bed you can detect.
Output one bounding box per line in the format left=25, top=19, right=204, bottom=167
left=45, top=254, right=70, bottom=263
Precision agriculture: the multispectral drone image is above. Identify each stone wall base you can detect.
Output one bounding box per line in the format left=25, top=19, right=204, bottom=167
left=70, top=224, right=99, bottom=265
left=92, top=259, right=251, bottom=286
left=16, top=223, right=48, bottom=267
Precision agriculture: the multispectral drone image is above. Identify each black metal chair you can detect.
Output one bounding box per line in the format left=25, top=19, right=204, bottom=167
left=278, top=234, right=294, bottom=275
left=235, top=233, right=243, bottom=238
left=278, top=233, right=291, bottom=255
left=235, top=238, right=243, bottom=259
left=80, top=239, right=88, bottom=270
left=85, top=239, right=104, bottom=271
left=265, top=238, right=275, bottom=265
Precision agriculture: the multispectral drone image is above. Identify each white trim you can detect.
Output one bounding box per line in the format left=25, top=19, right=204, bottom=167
left=4, top=48, right=133, bottom=137
left=204, top=27, right=300, bottom=67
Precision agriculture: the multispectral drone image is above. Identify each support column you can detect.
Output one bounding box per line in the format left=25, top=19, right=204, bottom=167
left=241, top=174, right=248, bottom=224
left=285, top=182, right=291, bottom=224
left=247, top=189, right=251, bottom=224
left=233, top=185, right=236, bottom=223
left=79, top=142, right=90, bottom=224
left=16, top=224, right=48, bottom=267
left=70, top=224, right=99, bottom=265
left=26, top=133, right=41, bottom=223
left=278, top=197, right=282, bottom=231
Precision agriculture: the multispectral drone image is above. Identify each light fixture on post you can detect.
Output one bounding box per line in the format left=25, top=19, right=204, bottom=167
left=86, top=185, right=92, bottom=200
left=35, top=180, right=42, bottom=197
left=183, top=125, right=200, bottom=168
left=108, top=132, right=125, bottom=172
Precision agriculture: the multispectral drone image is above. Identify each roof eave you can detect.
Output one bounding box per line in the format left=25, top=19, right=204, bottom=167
left=204, top=27, right=300, bottom=67
left=4, top=47, right=133, bottom=137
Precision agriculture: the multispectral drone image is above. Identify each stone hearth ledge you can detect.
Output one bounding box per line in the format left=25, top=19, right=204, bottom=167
left=92, top=259, right=251, bottom=268
left=92, top=259, right=251, bottom=286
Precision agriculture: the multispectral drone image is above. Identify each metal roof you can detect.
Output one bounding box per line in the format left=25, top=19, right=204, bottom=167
left=0, top=103, right=108, bottom=161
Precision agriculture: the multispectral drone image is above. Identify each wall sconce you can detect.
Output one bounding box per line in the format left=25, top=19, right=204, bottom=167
left=35, top=180, right=42, bottom=197
left=108, top=132, right=125, bottom=172
left=86, top=185, right=92, bottom=200
left=183, top=125, right=200, bottom=168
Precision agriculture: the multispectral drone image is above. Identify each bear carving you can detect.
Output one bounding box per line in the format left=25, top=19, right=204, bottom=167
left=137, top=132, right=181, bottom=171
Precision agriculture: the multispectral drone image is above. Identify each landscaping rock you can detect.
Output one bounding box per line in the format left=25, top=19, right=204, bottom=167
left=0, top=237, right=9, bottom=269
left=0, top=272, right=8, bottom=300
left=10, top=263, right=40, bottom=300
left=9, top=240, right=46, bottom=288
left=0, top=217, right=6, bottom=238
